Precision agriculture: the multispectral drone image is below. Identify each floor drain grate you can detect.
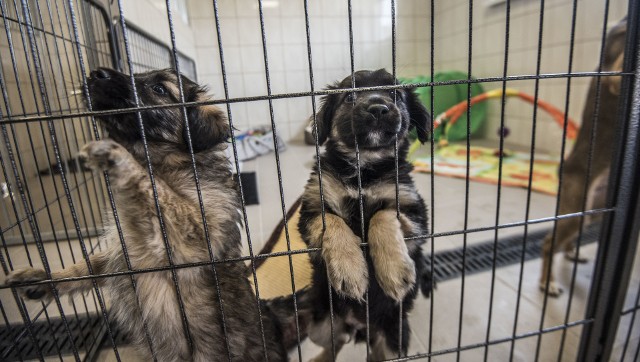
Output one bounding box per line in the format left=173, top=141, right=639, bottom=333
left=0, top=314, right=128, bottom=361
left=427, top=223, right=602, bottom=282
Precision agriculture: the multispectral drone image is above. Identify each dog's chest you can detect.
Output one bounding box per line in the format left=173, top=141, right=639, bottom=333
left=324, top=181, right=400, bottom=236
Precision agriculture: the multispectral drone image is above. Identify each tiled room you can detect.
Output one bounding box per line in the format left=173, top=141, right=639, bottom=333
left=1, top=0, right=639, bottom=361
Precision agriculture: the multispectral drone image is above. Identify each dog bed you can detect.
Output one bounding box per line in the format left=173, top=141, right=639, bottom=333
left=253, top=198, right=313, bottom=299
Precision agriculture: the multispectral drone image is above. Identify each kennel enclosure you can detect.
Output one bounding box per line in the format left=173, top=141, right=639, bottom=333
left=0, top=0, right=639, bottom=361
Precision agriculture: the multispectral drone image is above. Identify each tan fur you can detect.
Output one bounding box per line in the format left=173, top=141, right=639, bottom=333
left=368, top=210, right=416, bottom=302
left=308, top=214, right=369, bottom=300
left=5, top=69, right=286, bottom=361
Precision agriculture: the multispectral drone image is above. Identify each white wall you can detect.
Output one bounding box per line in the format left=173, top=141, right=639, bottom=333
left=140, top=0, right=629, bottom=151
left=433, top=0, right=628, bottom=155
left=117, top=0, right=196, bottom=60
left=188, top=0, right=432, bottom=141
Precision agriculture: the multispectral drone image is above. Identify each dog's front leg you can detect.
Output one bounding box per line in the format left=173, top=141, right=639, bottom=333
left=79, top=140, right=186, bottom=238
left=5, top=251, right=110, bottom=300
left=307, top=214, right=369, bottom=300
left=368, top=209, right=416, bottom=302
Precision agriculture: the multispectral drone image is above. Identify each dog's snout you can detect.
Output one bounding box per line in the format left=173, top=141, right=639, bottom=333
left=91, top=68, right=113, bottom=80
left=367, top=104, right=389, bottom=118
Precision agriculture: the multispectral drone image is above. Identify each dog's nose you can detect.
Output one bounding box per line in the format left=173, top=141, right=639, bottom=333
left=91, top=68, right=112, bottom=80
left=367, top=104, right=389, bottom=118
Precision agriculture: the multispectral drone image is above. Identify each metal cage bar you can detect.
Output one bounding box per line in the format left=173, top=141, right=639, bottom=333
left=0, top=0, right=638, bottom=361
left=579, top=0, right=640, bottom=360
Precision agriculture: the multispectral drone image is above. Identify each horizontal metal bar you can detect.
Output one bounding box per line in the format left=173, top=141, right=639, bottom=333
left=0, top=71, right=630, bottom=125
left=1, top=174, right=98, bottom=235
left=0, top=207, right=614, bottom=290
left=0, top=15, right=112, bottom=55
left=406, top=208, right=613, bottom=241
left=621, top=304, right=640, bottom=316
left=389, top=319, right=592, bottom=361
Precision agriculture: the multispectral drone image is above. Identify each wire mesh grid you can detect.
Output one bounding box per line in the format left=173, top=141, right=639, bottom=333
left=0, top=0, right=638, bottom=361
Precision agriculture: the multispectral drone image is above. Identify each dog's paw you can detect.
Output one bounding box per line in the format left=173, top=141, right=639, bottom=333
left=369, top=213, right=416, bottom=302
left=323, top=238, right=368, bottom=301
left=78, top=140, right=127, bottom=172
left=5, top=268, right=51, bottom=300
left=564, top=248, right=589, bottom=263
left=375, top=250, right=416, bottom=302
left=539, top=281, right=563, bottom=297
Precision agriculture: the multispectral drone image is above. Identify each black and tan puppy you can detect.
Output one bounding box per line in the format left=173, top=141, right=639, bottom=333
left=540, top=18, right=626, bottom=296
left=299, top=69, right=434, bottom=360
left=5, top=68, right=295, bottom=361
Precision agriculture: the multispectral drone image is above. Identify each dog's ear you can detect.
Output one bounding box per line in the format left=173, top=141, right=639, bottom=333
left=185, top=104, right=230, bottom=152
left=313, top=83, right=341, bottom=145
left=406, top=89, right=431, bottom=144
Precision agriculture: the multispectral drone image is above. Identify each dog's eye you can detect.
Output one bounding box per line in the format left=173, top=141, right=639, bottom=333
left=151, top=84, right=167, bottom=95
left=390, top=89, right=400, bottom=99
left=344, top=93, right=356, bottom=103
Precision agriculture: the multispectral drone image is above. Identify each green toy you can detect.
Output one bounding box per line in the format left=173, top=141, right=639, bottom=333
left=401, top=71, right=487, bottom=141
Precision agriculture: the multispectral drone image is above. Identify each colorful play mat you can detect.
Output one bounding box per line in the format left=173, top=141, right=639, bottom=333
left=412, top=144, right=560, bottom=195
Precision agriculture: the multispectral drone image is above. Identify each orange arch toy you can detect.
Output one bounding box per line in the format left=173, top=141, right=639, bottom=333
left=436, top=88, right=578, bottom=139
left=409, top=88, right=579, bottom=156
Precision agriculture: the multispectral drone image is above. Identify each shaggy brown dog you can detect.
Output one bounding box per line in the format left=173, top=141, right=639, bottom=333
left=299, top=69, right=434, bottom=360
left=5, top=68, right=298, bottom=361
left=540, top=18, right=626, bottom=296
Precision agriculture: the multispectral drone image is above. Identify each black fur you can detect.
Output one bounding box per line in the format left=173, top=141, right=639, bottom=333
left=88, top=67, right=227, bottom=152
left=299, top=69, right=434, bottom=357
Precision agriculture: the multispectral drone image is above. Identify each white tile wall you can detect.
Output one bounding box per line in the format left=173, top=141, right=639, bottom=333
left=187, top=0, right=433, bottom=141
left=117, top=0, right=196, bottom=60
left=432, top=0, right=628, bottom=154
left=118, top=0, right=628, bottom=149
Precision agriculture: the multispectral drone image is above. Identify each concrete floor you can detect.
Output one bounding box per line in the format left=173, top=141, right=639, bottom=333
left=2, top=141, right=639, bottom=361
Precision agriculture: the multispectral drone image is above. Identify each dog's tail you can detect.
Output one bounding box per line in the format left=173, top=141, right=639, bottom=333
left=262, top=287, right=313, bottom=351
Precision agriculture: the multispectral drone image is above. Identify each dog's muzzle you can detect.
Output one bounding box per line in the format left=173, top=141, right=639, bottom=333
left=367, top=104, right=389, bottom=119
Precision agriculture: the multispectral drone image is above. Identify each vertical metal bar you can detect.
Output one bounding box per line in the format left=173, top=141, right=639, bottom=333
left=0, top=298, right=26, bottom=361
left=210, top=0, right=271, bottom=360
left=301, top=1, right=334, bottom=360
left=44, top=0, right=121, bottom=352
left=40, top=302, right=64, bottom=361
left=346, top=0, right=370, bottom=358
left=389, top=0, right=404, bottom=357
left=254, top=0, right=303, bottom=360
left=484, top=0, right=511, bottom=359
left=578, top=1, right=640, bottom=359
left=527, top=0, right=552, bottom=361
left=23, top=0, right=108, bottom=356
left=162, top=1, right=232, bottom=360
left=557, top=0, right=610, bottom=358
left=456, top=1, right=473, bottom=360
left=113, top=0, right=195, bottom=355
left=620, top=277, right=640, bottom=361
left=509, top=0, right=546, bottom=359
left=30, top=0, right=99, bottom=351
left=60, top=0, right=115, bottom=327
left=0, top=1, right=83, bottom=359
left=427, top=0, right=435, bottom=359
left=0, top=152, right=40, bottom=362
left=66, top=0, right=127, bottom=359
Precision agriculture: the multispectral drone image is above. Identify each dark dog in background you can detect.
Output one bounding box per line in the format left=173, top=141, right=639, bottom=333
left=540, top=18, right=627, bottom=296
left=299, top=69, right=434, bottom=360
left=6, top=68, right=303, bottom=361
